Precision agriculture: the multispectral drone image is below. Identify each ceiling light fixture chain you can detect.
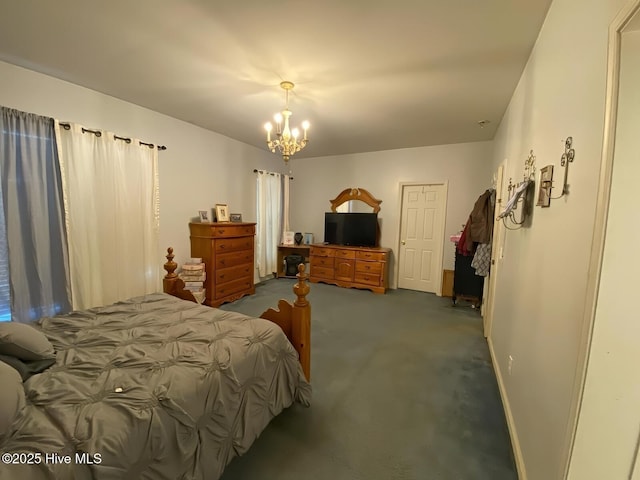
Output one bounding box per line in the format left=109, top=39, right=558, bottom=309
left=264, top=81, right=310, bottom=164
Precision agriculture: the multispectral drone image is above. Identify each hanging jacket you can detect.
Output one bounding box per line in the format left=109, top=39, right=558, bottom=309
left=464, top=189, right=495, bottom=252
left=457, top=217, right=473, bottom=256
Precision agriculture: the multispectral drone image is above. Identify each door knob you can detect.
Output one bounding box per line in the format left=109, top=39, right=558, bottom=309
left=401, top=240, right=406, bottom=245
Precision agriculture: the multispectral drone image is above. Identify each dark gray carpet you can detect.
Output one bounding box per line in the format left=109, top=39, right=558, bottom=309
left=219, top=279, right=516, bottom=480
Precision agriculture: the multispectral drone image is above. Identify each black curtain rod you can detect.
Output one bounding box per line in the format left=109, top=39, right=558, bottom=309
left=59, top=123, right=167, bottom=150
left=253, top=169, right=294, bottom=180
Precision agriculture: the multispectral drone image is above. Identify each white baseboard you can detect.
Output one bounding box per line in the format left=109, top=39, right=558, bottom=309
left=488, top=336, right=527, bottom=480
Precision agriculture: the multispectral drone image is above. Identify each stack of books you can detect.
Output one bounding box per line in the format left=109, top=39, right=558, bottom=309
left=179, top=258, right=206, bottom=304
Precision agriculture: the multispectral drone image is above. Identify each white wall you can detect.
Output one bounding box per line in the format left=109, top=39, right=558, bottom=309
left=567, top=27, right=640, bottom=480
left=488, top=0, right=627, bottom=479
left=0, top=60, right=287, bottom=274
left=0, top=58, right=493, bottom=289
left=288, top=141, right=493, bottom=288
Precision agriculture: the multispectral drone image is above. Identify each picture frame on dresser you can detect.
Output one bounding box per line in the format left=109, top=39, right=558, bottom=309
left=230, top=213, right=242, bottom=222
left=215, top=204, right=229, bottom=222
left=198, top=210, right=210, bottom=222
left=282, top=231, right=295, bottom=246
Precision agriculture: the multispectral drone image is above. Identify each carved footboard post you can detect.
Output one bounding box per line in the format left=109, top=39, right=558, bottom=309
left=163, top=247, right=197, bottom=303
left=259, top=264, right=312, bottom=382
left=292, top=264, right=311, bottom=381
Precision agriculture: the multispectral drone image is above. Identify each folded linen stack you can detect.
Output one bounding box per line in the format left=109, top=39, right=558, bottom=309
left=179, top=258, right=206, bottom=303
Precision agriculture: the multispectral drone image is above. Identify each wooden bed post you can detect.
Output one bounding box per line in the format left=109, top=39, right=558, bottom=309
left=163, top=247, right=197, bottom=303
left=260, top=264, right=311, bottom=381
left=292, top=264, right=311, bottom=381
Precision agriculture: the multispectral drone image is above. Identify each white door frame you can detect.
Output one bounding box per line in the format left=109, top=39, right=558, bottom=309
left=395, top=181, right=448, bottom=296
left=562, top=0, right=640, bottom=476
left=483, top=162, right=506, bottom=338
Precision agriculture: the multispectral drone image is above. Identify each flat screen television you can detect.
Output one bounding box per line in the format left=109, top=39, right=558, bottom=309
left=324, top=212, right=378, bottom=247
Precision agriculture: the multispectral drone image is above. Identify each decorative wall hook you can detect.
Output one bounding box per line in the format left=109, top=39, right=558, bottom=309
left=524, top=150, right=536, bottom=181
left=558, top=136, right=575, bottom=196
left=498, top=150, right=536, bottom=229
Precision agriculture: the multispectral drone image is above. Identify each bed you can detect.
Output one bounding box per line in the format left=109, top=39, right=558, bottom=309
left=0, top=248, right=311, bottom=480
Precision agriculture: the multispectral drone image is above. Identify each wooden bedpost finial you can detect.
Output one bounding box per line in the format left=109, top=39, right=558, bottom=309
left=293, top=263, right=310, bottom=307
left=164, top=247, right=178, bottom=278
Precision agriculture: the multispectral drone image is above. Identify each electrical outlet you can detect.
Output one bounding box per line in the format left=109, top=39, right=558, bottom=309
left=508, top=355, right=514, bottom=376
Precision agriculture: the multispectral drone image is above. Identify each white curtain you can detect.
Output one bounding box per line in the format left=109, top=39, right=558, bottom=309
left=55, top=123, right=160, bottom=310
left=256, top=172, right=282, bottom=277
left=281, top=174, right=291, bottom=239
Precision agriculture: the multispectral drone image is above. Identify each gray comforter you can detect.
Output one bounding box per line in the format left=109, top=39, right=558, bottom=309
left=0, top=293, right=311, bottom=480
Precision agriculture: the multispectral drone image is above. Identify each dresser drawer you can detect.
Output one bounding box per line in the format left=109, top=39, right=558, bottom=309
left=190, top=222, right=255, bottom=238
left=310, top=246, right=335, bottom=257
left=215, top=251, right=253, bottom=269
left=354, top=272, right=382, bottom=286
left=215, top=275, right=253, bottom=298
left=355, top=261, right=383, bottom=274
left=310, top=265, right=334, bottom=279
left=334, top=249, right=356, bottom=259
left=310, top=256, right=333, bottom=267
left=214, top=237, right=253, bottom=254
left=210, top=224, right=255, bottom=238
left=216, top=263, right=253, bottom=284
left=355, top=250, right=387, bottom=262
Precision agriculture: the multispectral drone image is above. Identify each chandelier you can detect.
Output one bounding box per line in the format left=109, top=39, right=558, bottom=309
left=264, top=81, right=309, bottom=163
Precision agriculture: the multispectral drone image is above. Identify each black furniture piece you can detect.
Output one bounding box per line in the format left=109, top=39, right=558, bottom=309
left=452, top=251, right=484, bottom=307
left=285, top=254, right=305, bottom=277
left=276, top=245, right=310, bottom=279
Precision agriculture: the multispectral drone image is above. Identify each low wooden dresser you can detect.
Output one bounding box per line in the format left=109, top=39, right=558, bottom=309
left=189, top=222, right=256, bottom=307
left=309, top=244, right=390, bottom=294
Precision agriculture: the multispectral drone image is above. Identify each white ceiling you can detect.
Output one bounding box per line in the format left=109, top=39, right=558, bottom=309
left=0, top=0, right=552, bottom=158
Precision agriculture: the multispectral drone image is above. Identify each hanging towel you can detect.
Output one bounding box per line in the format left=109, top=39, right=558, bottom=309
left=471, top=243, right=492, bottom=277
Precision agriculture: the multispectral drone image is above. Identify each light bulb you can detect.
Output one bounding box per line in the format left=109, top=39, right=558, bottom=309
left=302, top=120, right=310, bottom=130
left=264, top=122, right=272, bottom=142
left=292, top=128, right=299, bottom=139
left=274, top=113, right=283, bottom=123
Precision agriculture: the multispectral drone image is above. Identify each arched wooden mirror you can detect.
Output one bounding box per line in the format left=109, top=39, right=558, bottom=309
left=329, top=188, right=382, bottom=213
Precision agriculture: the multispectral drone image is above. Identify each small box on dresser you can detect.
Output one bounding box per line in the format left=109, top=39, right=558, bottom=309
left=189, top=222, right=256, bottom=307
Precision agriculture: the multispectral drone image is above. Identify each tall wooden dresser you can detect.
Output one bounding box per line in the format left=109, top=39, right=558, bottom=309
left=189, top=222, right=256, bottom=307
left=309, top=244, right=390, bottom=294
